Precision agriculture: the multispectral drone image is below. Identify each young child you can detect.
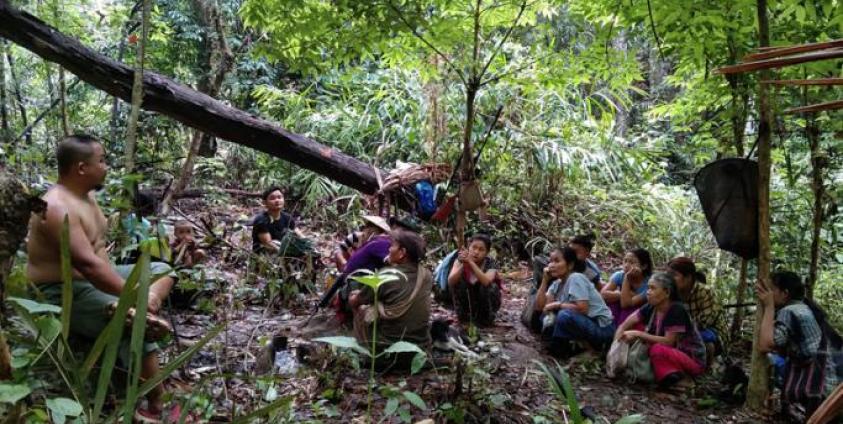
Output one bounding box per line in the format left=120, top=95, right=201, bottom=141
left=170, top=220, right=206, bottom=267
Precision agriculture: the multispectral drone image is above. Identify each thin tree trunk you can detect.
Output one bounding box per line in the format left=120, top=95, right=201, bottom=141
left=730, top=258, right=749, bottom=342
left=423, top=55, right=446, bottom=160
left=160, top=0, right=233, bottom=215
left=806, top=111, right=823, bottom=299
left=0, top=44, right=9, bottom=145
left=746, top=0, right=772, bottom=411
left=58, top=66, right=69, bottom=135
left=4, top=44, right=30, bottom=145
left=124, top=0, right=150, bottom=174
left=726, top=40, right=750, bottom=346
left=0, top=328, right=11, bottom=380
left=456, top=83, right=477, bottom=249
left=110, top=4, right=141, bottom=147
left=53, top=1, right=69, bottom=136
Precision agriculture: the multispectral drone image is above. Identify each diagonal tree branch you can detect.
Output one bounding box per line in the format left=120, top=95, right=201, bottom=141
left=384, top=0, right=468, bottom=86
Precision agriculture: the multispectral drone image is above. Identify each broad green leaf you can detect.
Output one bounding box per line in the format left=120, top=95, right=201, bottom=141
left=615, top=414, right=645, bottom=424
left=410, top=351, right=426, bottom=375
left=382, top=341, right=425, bottom=355
left=384, top=397, right=399, bottom=417
left=402, top=391, right=427, bottom=411
left=313, top=336, right=370, bottom=356
left=0, top=383, right=31, bottom=404
left=7, top=297, right=61, bottom=314
left=46, top=397, right=83, bottom=417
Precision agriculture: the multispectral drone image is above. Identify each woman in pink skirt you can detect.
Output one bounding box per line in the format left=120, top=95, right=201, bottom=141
left=615, top=271, right=707, bottom=387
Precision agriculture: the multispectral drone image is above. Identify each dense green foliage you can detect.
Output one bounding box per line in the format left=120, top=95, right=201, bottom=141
left=1, top=0, right=842, bottom=420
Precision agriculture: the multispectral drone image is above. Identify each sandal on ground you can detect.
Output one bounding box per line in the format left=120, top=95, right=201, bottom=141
left=106, top=303, right=172, bottom=342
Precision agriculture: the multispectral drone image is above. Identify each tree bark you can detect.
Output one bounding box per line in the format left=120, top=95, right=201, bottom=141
left=0, top=42, right=9, bottom=145
left=160, top=0, right=234, bottom=215
left=745, top=0, right=772, bottom=411
left=806, top=112, right=823, bottom=299
left=110, top=3, right=142, bottom=147
left=4, top=43, right=30, bottom=145
left=423, top=55, right=446, bottom=160
left=730, top=258, right=749, bottom=342
left=0, top=0, right=382, bottom=194
left=123, top=0, right=150, bottom=174
left=0, top=323, right=11, bottom=380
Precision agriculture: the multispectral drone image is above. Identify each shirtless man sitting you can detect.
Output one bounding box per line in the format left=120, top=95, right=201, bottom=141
left=26, top=134, right=177, bottom=422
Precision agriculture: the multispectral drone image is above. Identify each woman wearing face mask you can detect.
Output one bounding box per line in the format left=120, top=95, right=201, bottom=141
left=615, top=272, right=707, bottom=387
left=533, top=246, right=615, bottom=357
left=600, top=248, right=654, bottom=326
left=447, top=233, right=501, bottom=327
left=757, top=271, right=842, bottom=418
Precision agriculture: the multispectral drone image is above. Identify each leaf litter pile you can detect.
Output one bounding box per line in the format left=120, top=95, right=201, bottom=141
left=159, top=196, right=780, bottom=423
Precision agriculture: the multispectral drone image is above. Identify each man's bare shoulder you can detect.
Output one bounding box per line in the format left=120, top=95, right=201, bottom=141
left=39, top=186, right=77, bottom=225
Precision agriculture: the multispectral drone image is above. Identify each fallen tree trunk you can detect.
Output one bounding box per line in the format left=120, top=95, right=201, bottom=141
left=0, top=0, right=381, bottom=194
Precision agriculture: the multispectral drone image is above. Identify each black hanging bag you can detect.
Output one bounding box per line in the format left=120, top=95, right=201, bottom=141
left=693, top=158, right=759, bottom=259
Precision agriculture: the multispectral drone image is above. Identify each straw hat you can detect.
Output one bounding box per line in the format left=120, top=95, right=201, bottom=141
left=362, top=215, right=391, bottom=233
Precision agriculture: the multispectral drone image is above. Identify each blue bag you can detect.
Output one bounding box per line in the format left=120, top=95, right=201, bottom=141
left=415, top=180, right=437, bottom=219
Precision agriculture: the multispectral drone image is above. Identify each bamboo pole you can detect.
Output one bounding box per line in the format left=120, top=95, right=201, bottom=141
left=715, top=48, right=843, bottom=75
left=743, top=39, right=843, bottom=61
left=762, top=78, right=843, bottom=86
left=784, top=99, right=843, bottom=114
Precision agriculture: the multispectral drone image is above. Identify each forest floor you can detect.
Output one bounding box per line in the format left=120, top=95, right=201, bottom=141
left=157, top=196, right=789, bottom=423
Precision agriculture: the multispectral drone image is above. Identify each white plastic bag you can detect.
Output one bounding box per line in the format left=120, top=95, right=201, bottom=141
left=606, top=339, right=629, bottom=378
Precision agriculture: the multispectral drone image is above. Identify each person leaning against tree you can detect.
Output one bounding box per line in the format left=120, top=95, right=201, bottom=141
left=757, top=271, right=842, bottom=418
left=26, top=134, right=179, bottom=422
left=447, top=233, right=501, bottom=327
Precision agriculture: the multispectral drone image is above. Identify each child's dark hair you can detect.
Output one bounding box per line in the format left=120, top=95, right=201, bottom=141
left=771, top=271, right=842, bottom=349
left=261, top=186, right=284, bottom=201
left=468, top=233, right=492, bottom=250
left=667, top=257, right=706, bottom=284
left=569, top=233, right=596, bottom=251
left=630, top=248, right=654, bottom=277
left=554, top=245, right=586, bottom=273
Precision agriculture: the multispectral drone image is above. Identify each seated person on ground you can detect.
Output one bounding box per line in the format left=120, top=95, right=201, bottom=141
left=251, top=186, right=311, bottom=256
left=757, top=271, right=842, bottom=418
left=334, top=216, right=392, bottom=313
left=667, top=257, right=724, bottom=359
left=568, top=233, right=603, bottom=290
left=447, top=233, right=501, bottom=327
left=532, top=246, right=615, bottom=357
left=349, top=230, right=432, bottom=366
left=615, top=272, right=707, bottom=388
left=333, top=229, right=363, bottom=271
left=600, top=248, right=653, bottom=327
left=171, top=219, right=207, bottom=267
left=26, top=134, right=177, bottom=421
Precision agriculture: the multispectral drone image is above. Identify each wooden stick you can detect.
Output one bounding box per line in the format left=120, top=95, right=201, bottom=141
left=715, top=48, right=843, bottom=75
left=761, top=78, right=843, bottom=86
left=784, top=99, right=843, bottom=114
left=743, top=39, right=843, bottom=61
